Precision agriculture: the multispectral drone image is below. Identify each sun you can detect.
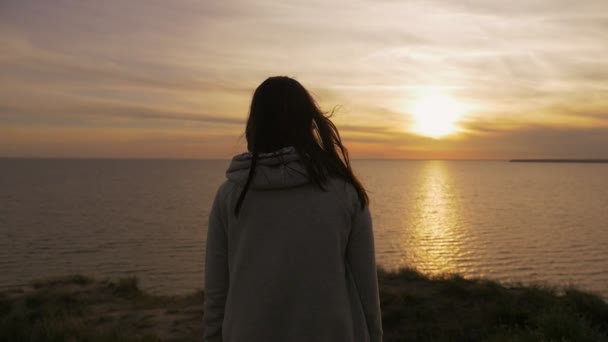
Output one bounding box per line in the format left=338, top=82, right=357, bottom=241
left=410, top=91, right=466, bottom=138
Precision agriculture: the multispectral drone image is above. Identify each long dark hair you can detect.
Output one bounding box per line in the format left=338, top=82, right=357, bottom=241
left=235, top=76, right=368, bottom=215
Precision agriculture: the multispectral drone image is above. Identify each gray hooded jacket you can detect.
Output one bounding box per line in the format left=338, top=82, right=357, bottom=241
left=203, top=147, right=383, bottom=342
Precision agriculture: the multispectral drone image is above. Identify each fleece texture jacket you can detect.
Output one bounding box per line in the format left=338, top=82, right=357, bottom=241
left=203, top=146, right=383, bottom=342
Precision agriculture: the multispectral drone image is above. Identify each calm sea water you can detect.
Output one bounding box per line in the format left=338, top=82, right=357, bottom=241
left=1, top=159, right=607, bottom=297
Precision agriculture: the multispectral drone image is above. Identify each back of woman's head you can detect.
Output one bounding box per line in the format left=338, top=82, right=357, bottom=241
left=246, top=76, right=316, bottom=153
left=235, top=76, right=368, bottom=214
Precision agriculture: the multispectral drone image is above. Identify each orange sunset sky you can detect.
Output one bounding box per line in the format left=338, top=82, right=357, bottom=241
left=1, top=0, right=607, bottom=159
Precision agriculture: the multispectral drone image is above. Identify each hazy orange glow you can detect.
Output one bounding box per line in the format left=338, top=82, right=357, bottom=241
left=0, top=1, right=607, bottom=159
left=409, top=90, right=468, bottom=138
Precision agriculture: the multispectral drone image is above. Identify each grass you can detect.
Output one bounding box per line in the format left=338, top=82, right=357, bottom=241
left=1, top=267, right=607, bottom=341
left=376, top=266, right=608, bottom=341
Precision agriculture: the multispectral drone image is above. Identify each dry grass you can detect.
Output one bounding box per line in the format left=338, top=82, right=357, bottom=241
left=1, top=267, right=607, bottom=341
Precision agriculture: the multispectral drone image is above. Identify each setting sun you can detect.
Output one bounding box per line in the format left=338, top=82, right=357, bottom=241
left=410, top=91, right=467, bottom=139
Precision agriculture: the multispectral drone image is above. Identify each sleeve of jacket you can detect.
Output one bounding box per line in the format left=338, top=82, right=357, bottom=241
left=203, top=185, right=229, bottom=342
left=346, top=203, right=383, bottom=342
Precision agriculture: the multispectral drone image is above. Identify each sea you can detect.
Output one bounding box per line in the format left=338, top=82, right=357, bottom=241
left=1, top=159, right=607, bottom=297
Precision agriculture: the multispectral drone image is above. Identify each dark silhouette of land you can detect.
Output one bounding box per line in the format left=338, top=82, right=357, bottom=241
left=510, top=159, right=608, bottom=164
left=2, top=267, right=608, bottom=341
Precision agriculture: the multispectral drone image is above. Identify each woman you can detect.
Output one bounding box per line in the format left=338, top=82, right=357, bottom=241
left=203, top=76, right=383, bottom=342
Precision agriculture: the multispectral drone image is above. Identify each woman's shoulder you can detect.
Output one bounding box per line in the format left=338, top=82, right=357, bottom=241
left=214, top=179, right=240, bottom=201
left=324, top=177, right=363, bottom=215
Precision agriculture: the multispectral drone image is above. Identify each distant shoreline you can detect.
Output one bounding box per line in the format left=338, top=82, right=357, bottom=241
left=510, top=159, right=608, bottom=164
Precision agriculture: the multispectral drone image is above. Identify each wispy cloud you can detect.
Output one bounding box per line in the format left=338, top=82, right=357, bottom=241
left=1, top=0, right=607, bottom=158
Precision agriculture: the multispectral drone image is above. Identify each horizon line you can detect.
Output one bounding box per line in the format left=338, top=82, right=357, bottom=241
left=4, top=156, right=607, bottom=162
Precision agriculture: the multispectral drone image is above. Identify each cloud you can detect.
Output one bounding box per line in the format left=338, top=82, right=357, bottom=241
left=0, top=125, right=243, bottom=159
left=0, top=101, right=246, bottom=129
left=1, top=0, right=608, bottom=157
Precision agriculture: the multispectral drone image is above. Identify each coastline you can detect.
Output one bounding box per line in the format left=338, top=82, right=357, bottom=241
left=2, top=267, right=607, bottom=341
left=510, top=159, right=608, bottom=163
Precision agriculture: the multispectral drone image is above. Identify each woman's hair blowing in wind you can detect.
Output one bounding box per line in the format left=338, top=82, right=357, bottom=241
left=234, top=76, right=369, bottom=215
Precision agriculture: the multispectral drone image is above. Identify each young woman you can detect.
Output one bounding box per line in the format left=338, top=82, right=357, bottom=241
left=203, top=76, right=383, bottom=342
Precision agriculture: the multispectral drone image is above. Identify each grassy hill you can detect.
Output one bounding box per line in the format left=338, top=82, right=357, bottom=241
left=1, top=267, right=607, bottom=341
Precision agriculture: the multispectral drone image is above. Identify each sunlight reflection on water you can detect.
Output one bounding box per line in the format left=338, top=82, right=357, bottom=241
left=1, top=159, right=607, bottom=297
left=356, top=160, right=608, bottom=298
left=406, top=161, right=463, bottom=275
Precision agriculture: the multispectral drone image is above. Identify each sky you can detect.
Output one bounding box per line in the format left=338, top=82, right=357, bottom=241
left=1, top=0, right=607, bottom=159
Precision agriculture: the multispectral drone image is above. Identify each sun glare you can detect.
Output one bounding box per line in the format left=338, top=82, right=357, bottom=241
left=410, top=91, right=467, bottom=138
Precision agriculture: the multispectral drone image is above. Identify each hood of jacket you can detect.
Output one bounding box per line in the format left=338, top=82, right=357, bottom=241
left=226, top=146, right=310, bottom=190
